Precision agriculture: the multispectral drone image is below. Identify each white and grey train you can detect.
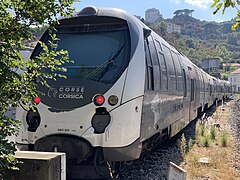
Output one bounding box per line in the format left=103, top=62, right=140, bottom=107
left=16, top=6, right=232, bottom=178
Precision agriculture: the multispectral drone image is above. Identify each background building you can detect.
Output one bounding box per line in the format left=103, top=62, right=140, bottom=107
left=145, top=8, right=162, bottom=24
left=223, top=63, right=240, bottom=71
left=201, top=58, right=220, bottom=73
left=167, top=23, right=181, bottom=33
left=228, top=68, right=240, bottom=93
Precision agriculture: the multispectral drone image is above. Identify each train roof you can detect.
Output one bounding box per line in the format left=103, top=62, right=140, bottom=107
left=59, top=6, right=137, bottom=25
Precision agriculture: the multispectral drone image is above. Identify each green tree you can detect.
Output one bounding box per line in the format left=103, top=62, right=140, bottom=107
left=211, top=0, right=240, bottom=30
left=216, top=45, right=229, bottom=58
left=154, top=21, right=168, bottom=36
left=229, top=65, right=237, bottom=72
left=0, top=0, right=75, bottom=177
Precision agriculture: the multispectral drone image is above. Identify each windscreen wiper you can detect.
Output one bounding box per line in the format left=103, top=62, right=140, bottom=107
left=83, top=44, right=125, bottom=80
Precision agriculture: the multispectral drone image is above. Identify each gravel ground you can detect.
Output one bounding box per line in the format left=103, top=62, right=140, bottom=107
left=118, top=114, right=199, bottom=180
left=229, top=97, right=240, bottom=174
left=118, top=99, right=240, bottom=180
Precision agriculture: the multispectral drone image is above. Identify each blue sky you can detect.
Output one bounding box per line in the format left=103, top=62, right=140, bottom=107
left=73, top=0, right=237, bottom=22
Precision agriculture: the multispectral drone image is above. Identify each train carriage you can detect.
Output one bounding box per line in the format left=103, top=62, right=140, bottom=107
left=15, top=6, right=230, bottom=179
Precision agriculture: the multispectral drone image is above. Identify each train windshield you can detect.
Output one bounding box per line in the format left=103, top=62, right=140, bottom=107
left=40, top=22, right=131, bottom=84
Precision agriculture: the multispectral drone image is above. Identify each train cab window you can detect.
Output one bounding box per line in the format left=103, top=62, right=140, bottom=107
left=162, top=45, right=177, bottom=91
left=144, top=40, right=154, bottom=90
left=38, top=23, right=131, bottom=85
left=171, top=51, right=183, bottom=91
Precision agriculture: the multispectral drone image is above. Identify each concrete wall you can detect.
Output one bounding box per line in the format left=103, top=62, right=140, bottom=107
left=4, top=151, right=66, bottom=180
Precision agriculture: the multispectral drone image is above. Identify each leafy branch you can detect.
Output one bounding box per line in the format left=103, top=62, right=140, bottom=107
left=0, top=0, right=77, bottom=177
left=211, top=0, right=240, bottom=30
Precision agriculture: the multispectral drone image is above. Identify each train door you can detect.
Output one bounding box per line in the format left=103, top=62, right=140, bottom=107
left=201, top=72, right=205, bottom=111
left=188, top=66, right=197, bottom=121
left=193, top=67, right=200, bottom=109
left=141, top=34, right=162, bottom=141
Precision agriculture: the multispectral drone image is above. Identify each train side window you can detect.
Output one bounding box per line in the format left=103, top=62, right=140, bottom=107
left=191, top=79, right=195, bottom=101
left=149, top=36, right=160, bottom=90
left=144, top=40, right=154, bottom=90
left=162, top=44, right=177, bottom=91
left=194, top=68, right=200, bottom=91
left=154, top=39, right=163, bottom=52
left=198, top=71, right=202, bottom=90
left=210, top=85, right=212, bottom=95
left=158, top=53, right=168, bottom=91
left=171, top=51, right=183, bottom=91
left=203, top=74, right=208, bottom=91
left=201, top=73, right=205, bottom=91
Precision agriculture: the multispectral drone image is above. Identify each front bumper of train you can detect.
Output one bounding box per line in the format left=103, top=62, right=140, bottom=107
left=16, top=136, right=142, bottom=162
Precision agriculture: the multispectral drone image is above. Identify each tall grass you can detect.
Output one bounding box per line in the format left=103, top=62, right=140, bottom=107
left=220, top=130, right=229, bottom=147
left=188, top=139, right=194, bottom=151
left=201, top=135, right=210, bottom=147
left=179, top=133, right=187, bottom=158
left=210, top=125, right=217, bottom=140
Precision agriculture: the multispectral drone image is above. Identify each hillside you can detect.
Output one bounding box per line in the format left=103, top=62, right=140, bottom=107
left=148, top=14, right=240, bottom=68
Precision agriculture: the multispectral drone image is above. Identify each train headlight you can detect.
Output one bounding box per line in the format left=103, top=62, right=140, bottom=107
left=33, top=96, right=41, bottom=105
left=108, top=95, right=118, bottom=106
left=93, top=94, right=105, bottom=106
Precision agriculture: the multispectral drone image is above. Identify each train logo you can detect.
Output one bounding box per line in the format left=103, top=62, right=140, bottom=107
left=47, top=86, right=85, bottom=99
left=47, top=88, right=58, bottom=98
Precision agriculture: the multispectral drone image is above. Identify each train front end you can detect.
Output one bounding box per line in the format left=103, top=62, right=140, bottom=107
left=15, top=6, right=146, bottom=171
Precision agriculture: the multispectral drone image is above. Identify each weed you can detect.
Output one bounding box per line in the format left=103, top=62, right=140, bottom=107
left=179, top=133, right=187, bottom=158
left=196, top=123, right=206, bottom=144
left=210, top=125, right=217, bottom=141
left=220, top=130, right=229, bottom=147
left=201, top=135, right=210, bottom=147
left=188, top=138, right=194, bottom=151
left=199, top=124, right=205, bottom=136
